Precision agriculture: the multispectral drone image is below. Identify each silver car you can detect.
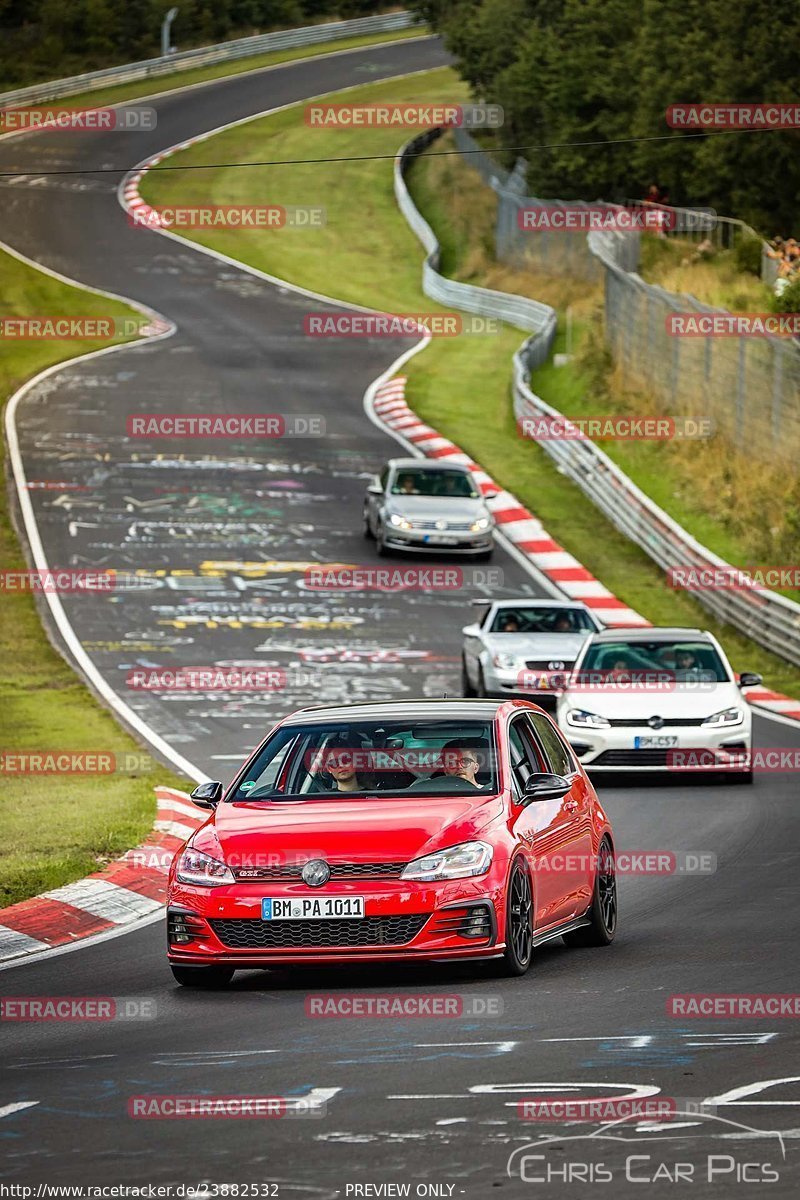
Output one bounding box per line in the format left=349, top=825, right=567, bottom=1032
left=461, top=599, right=603, bottom=707
left=363, top=458, right=496, bottom=558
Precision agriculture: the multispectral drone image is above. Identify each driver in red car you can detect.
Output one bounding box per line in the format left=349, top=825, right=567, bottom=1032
left=440, top=740, right=482, bottom=788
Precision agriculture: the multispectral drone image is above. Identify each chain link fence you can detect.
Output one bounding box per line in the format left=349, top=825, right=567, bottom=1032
left=452, top=127, right=800, bottom=463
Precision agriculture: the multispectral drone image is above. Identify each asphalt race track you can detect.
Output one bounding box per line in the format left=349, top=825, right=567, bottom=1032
left=1, top=35, right=799, bottom=1197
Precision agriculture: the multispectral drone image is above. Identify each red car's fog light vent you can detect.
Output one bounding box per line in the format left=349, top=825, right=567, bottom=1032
left=431, top=905, right=493, bottom=942
left=168, top=909, right=208, bottom=945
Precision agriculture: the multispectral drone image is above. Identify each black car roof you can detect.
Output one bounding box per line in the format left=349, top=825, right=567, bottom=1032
left=282, top=699, right=506, bottom=725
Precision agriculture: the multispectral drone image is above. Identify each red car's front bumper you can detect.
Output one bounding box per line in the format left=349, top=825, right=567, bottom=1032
left=167, top=876, right=506, bottom=968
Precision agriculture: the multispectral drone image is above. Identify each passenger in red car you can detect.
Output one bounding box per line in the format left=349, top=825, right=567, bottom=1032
left=326, top=752, right=371, bottom=792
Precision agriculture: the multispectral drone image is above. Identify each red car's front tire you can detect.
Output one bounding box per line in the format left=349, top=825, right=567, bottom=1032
left=495, top=858, right=534, bottom=976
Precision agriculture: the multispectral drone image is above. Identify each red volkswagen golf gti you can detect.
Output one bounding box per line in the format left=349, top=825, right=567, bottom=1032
left=167, top=700, right=617, bottom=986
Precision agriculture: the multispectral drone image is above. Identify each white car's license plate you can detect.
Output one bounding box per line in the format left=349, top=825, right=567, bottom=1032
left=262, top=897, right=365, bottom=920
left=424, top=534, right=458, bottom=546
left=635, top=735, right=678, bottom=749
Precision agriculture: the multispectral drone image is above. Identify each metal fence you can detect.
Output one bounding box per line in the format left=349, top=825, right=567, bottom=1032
left=588, top=231, right=800, bottom=461
left=399, top=129, right=800, bottom=666
left=0, top=11, right=421, bottom=109
left=452, top=127, right=800, bottom=464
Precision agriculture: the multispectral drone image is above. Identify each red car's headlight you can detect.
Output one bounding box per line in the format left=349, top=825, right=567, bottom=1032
left=176, top=848, right=235, bottom=887
left=401, top=841, right=493, bottom=882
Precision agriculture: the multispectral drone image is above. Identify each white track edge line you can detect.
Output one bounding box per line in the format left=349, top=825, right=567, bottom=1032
left=1, top=238, right=208, bottom=783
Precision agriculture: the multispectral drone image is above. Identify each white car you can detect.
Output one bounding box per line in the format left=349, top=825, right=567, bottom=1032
left=556, top=627, right=762, bottom=781
left=461, top=599, right=603, bottom=708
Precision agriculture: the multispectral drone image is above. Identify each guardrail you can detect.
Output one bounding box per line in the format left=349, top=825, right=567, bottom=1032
left=0, top=11, right=421, bottom=109
left=395, top=129, right=557, bottom=370
left=396, top=129, right=800, bottom=668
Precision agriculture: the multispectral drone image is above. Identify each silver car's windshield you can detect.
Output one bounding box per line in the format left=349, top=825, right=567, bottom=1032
left=490, top=606, right=596, bottom=634
left=231, top=719, right=498, bottom=801
left=391, top=470, right=479, bottom=498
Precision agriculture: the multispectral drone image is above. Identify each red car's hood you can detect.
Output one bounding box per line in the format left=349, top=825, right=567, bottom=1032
left=201, top=792, right=503, bottom=865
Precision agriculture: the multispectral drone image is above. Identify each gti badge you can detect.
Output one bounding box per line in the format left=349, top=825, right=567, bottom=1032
left=302, top=859, right=331, bottom=887
left=648, top=715, right=665, bottom=730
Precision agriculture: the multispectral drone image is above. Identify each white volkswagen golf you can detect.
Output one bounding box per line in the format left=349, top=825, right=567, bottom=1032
left=556, top=627, right=762, bottom=782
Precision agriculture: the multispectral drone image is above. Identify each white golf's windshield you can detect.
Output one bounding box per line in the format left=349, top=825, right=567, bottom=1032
left=231, top=719, right=498, bottom=801
left=578, top=640, right=729, bottom=682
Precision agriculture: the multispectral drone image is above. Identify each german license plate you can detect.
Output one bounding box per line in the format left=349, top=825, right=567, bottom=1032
left=424, top=534, right=458, bottom=546
left=634, top=735, right=678, bottom=749
left=262, top=897, right=365, bottom=920
left=524, top=673, right=549, bottom=689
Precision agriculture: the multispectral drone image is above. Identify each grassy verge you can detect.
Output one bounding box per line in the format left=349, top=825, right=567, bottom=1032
left=639, top=235, right=771, bottom=312
left=14, top=29, right=429, bottom=114
left=140, top=72, right=799, bottom=698
left=0, top=252, right=189, bottom=908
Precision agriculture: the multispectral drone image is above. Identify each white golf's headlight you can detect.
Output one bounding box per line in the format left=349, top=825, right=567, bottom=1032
left=176, top=847, right=235, bottom=887
left=471, top=516, right=491, bottom=531
left=493, top=652, right=520, bottom=671
left=702, top=707, right=744, bottom=728
left=401, top=841, right=493, bottom=882
left=566, top=708, right=611, bottom=729
left=388, top=513, right=412, bottom=530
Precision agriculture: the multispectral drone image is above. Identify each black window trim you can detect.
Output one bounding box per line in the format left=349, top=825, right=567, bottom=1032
left=524, top=711, right=579, bottom=778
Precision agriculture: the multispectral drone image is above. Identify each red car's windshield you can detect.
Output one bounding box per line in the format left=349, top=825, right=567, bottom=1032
left=230, top=719, right=498, bottom=800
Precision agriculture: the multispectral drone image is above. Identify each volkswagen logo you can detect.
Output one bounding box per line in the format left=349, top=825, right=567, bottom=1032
left=302, top=859, right=331, bottom=887
left=434, top=518, right=448, bottom=531
left=647, top=715, right=665, bottom=730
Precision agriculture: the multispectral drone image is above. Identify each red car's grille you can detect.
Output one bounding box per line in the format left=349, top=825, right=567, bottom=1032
left=232, top=861, right=407, bottom=881
left=208, top=914, right=429, bottom=949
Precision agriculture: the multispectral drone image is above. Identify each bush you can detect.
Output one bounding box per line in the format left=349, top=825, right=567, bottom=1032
left=770, top=276, right=800, bottom=313
left=734, top=233, right=764, bottom=277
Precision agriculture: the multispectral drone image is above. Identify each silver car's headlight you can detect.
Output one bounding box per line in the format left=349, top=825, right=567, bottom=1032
left=702, top=707, right=744, bottom=728
left=388, top=513, right=412, bottom=530
left=176, top=847, right=235, bottom=887
left=566, top=708, right=611, bottom=729
left=493, top=652, right=520, bottom=671
left=471, top=516, right=492, bottom=531
left=401, top=841, right=493, bottom=881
